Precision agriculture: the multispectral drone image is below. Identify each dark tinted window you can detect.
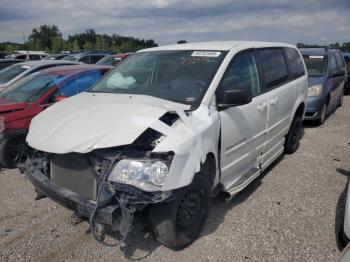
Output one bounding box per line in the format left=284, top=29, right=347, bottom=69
left=219, top=51, right=260, bottom=97
left=258, top=48, right=288, bottom=90
left=284, top=48, right=305, bottom=79
left=80, top=56, right=90, bottom=64
left=334, top=52, right=345, bottom=68
left=16, top=55, right=27, bottom=60
left=29, top=55, right=41, bottom=60
left=90, top=55, right=105, bottom=64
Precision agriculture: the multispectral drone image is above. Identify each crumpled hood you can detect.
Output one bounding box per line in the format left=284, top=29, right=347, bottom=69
left=27, top=92, right=189, bottom=154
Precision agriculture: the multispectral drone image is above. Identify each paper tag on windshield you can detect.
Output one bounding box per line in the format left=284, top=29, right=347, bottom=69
left=191, top=51, right=221, bottom=57
left=309, top=55, right=324, bottom=59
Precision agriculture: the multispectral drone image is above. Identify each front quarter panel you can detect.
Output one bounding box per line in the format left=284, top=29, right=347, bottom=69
left=151, top=104, right=220, bottom=191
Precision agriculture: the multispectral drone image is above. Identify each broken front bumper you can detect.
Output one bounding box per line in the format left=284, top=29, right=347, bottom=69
left=25, top=166, right=120, bottom=226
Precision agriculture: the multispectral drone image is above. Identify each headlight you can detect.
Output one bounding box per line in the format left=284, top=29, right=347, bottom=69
left=108, top=159, right=170, bottom=190
left=308, top=85, right=323, bottom=97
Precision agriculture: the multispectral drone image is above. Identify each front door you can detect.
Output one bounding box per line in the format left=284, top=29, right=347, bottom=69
left=219, top=50, right=268, bottom=189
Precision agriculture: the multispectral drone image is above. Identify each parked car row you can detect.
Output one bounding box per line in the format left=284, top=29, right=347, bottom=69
left=2, top=50, right=131, bottom=65
left=0, top=41, right=347, bottom=251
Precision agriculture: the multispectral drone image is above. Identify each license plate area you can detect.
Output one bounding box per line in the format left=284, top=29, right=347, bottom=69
left=50, top=153, right=97, bottom=200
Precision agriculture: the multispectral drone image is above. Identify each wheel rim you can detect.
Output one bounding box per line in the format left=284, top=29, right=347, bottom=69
left=7, top=137, right=29, bottom=165
left=176, top=190, right=203, bottom=230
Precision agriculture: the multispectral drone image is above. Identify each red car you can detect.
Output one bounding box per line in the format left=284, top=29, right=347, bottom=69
left=96, top=53, right=131, bottom=66
left=0, top=64, right=111, bottom=168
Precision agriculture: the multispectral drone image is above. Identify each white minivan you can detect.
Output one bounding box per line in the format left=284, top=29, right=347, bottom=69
left=24, top=41, right=308, bottom=249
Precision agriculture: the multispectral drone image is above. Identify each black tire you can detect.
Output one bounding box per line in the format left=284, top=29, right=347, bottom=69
left=284, top=114, right=302, bottom=154
left=338, top=92, right=344, bottom=107
left=316, top=103, right=327, bottom=126
left=150, top=174, right=211, bottom=250
left=0, top=134, right=29, bottom=168
left=338, top=226, right=349, bottom=250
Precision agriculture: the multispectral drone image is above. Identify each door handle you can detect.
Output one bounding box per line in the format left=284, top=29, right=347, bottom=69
left=270, top=97, right=279, bottom=105
left=257, top=102, right=267, bottom=111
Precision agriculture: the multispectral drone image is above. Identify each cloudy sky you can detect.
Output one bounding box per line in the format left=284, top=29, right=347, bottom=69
left=0, top=0, right=349, bottom=46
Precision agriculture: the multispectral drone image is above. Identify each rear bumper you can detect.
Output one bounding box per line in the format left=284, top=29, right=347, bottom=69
left=25, top=164, right=120, bottom=226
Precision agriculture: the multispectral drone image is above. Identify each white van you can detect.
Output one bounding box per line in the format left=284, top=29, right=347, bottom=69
left=24, top=41, right=308, bottom=249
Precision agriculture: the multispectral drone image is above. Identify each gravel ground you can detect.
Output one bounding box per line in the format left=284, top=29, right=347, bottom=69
left=1, top=97, right=350, bottom=262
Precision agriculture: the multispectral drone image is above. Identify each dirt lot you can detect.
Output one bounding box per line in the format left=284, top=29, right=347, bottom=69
left=1, top=97, right=350, bottom=262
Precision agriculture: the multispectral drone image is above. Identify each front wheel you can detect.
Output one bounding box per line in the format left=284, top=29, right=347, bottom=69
left=285, top=114, right=302, bottom=154
left=0, top=134, right=30, bottom=168
left=316, top=103, right=327, bottom=126
left=150, top=174, right=211, bottom=250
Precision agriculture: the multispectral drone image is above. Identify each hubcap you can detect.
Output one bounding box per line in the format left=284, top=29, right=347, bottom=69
left=176, top=190, right=203, bottom=230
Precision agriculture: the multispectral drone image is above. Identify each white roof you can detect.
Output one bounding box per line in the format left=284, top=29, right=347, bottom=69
left=139, top=41, right=296, bottom=52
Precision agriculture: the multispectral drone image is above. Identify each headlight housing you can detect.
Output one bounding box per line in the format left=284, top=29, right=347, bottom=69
left=308, top=84, right=323, bottom=97
left=108, top=159, right=170, bottom=191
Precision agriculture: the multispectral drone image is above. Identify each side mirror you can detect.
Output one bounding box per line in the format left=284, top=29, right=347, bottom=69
left=330, top=69, right=345, bottom=78
left=217, top=87, right=252, bottom=110
left=55, top=95, right=67, bottom=102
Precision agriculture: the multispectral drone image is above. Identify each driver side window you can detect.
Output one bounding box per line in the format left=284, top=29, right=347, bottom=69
left=220, top=51, right=260, bottom=97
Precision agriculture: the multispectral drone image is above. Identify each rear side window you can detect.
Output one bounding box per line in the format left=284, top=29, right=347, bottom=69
left=219, top=51, right=260, bottom=97
left=329, top=54, right=337, bottom=71
left=257, top=48, right=288, bottom=91
left=29, top=55, right=41, bottom=60
left=80, top=56, right=91, bottom=64
left=284, top=48, right=305, bottom=79
left=90, top=55, right=105, bottom=64
left=334, top=52, right=345, bottom=68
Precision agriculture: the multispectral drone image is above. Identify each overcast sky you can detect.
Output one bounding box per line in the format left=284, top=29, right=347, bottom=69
left=0, top=0, right=349, bottom=46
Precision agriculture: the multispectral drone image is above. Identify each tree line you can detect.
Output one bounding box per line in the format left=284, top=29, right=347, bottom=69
left=296, top=42, right=350, bottom=52
left=1, top=25, right=349, bottom=54
left=0, top=25, right=158, bottom=53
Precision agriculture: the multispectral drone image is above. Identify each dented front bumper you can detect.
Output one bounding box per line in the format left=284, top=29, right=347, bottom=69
left=25, top=167, right=120, bottom=226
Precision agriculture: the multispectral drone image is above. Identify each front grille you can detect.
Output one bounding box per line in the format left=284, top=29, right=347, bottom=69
left=50, top=153, right=97, bottom=200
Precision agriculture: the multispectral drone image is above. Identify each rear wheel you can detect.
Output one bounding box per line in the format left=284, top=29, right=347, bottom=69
left=338, top=92, right=344, bottom=107
left=150, top=174, right=211, bottom=250
left=285, top=114, right=302, bottom=154
left=0, top=134, right=30, bottom=168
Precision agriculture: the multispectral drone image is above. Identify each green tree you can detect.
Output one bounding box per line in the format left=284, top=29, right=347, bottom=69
left=73, top=40, right=80, bottom=51
left=51, top=36, right=64, bottom=53
left=83, top=41, right=94, bottom=50
left=28, top=24, right=62, bottom=50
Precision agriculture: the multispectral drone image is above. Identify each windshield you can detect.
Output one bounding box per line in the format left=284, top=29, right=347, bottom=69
left=302, top=55, right=328, bottom=77
left=0, top=64, right=32, bottom=84
left=96, top=56, right=121, bottom=66
left=90, top=50, right=227, bottom=106
left=0, top=72, right=65, bottom=103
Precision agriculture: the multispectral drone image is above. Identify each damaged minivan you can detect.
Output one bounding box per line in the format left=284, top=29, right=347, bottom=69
left=24, top=41, right=308, bottom=250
